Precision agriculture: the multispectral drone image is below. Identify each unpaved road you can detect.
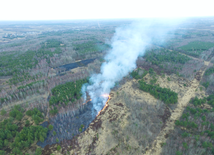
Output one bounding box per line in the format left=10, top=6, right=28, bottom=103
left=144, top=63, right=209, bottom=155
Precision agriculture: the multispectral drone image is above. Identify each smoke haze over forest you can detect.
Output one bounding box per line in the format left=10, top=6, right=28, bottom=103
left=82, top=18, right=188, bottom=114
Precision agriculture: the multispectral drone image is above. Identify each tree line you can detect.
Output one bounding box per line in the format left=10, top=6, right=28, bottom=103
left=49, top=79, right=87, bottom=106
left=144, top=49, right=191, bottom=66
left=138, top=79, right=178, bottom=104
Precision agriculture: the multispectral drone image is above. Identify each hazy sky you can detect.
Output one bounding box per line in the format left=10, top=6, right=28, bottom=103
left=1, top=0, right=213, bottom=20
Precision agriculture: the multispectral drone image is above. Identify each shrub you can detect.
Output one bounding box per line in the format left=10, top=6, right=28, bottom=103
left=4, top=139, right=9, bottom=146
left=182, top=132, right=189, bottom=138
left=176, top=151, right=182, bottom=155
left=35, top=148, right=42, bottom=155
left=202, top=82, right=209, bottom=89
left=53, top=131, right=56, bottom=136
left=57, top=145, right=61, bottom=151
left=26, top=110, right=33, bottom=116
left=50, top=107, right=58, bottom=115
left=1, top=109, right=6, bottom=115
left=183, top=142, right=188, bottom=149
left=48, top=124, right=53, bottom=130
left=25, top=120, right=30, bottom=126
left=0, top=150, right=5, bottom=155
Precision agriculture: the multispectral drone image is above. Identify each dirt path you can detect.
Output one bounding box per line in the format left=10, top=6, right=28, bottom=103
left=1, top=92, right=48, bottom=111
left=178, top=51, right=210, bottom=64
left=144, top=64, right=209, bottom=155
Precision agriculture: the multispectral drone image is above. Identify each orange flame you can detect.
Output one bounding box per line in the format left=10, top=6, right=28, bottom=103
left=97, top=94, right=110, bottom=116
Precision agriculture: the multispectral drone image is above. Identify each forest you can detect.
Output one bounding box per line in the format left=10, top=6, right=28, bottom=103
left=138, top=79, right=178, bottom=104
left=144, top=49, right=191, bottom=65
left=0, top=106, right=48, bottom=155
left=73, top=40, right=110, bottom=54
left=169, top=94, right=214, bottom=154
left=0, top=39, right=63, bottom=86
left=49, top=79, right=88, bottom=106
left=178, top=41, right=214, bottom=58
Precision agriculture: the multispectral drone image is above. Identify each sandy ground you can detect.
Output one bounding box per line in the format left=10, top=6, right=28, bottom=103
left=69, top=80, right=162, bottom=155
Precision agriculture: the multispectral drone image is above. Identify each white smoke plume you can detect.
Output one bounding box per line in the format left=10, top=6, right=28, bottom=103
left=82, top=18, right=186, bottom=114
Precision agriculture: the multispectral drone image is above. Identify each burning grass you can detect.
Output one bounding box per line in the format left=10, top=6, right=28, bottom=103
left=62, top=79, right=167, bottom=155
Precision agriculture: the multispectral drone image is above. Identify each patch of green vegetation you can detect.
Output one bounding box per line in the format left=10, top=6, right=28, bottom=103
left=10, top=126, right=48, bottom=154
left=48, top=124, right=53, bottom=130
left=0, top=42, right=22, bottom=49
left=41, top=39, right=63, bottom=49
left=172, top=93, right=214, bottom=153
left=25, top=120, right=30, bottom=126
left=144, top=49, right=191, bottom=65
left=39, top=29, right=76, bottom=37
left=53, top=131, right=56, bottom=136
left=130, top=69, right=148, bottom=79
left=202, top=82, right=210, bottom=89
left=0, top=38, right=63, bottom=86
left=183, top=142, right=188, bottom=149
left=205, top=65, right=214, bottom=76
left=0, top=109, right=48, bottom=154
left=150, top=76, right=157, bottom=85
left=49, top=79, right=87, bottom=106
left=7, top=72, right=34, bottom=85
left=35, top=148, right=42, bottom=155
left=175, top=120, right=198, bottom=129
left=0, top=97, right=8, bottom=104
left=57, top=145, right=61, bottom=151
left=138, top=79, right=178, bottom=104
left=0, top=109, right=6, bottom=116
left=176, top=151, right=182, bottom=155
left=17, top=80, right=44, bottom=90
left=79, top=124, right=84, bottom=132
left=73, top=41, right=110, bottom=54
left=36, top=47, right=61, bottom=59
left=0, top=50, right=38, bottom=76
left=180, top=41, right=214, bottom=51
left=49, top=107, right=58, bottom=116
left=26, top=108, right=44, bottom=125
left=189, top=94, right=214, bottom=108
left=179, top=41, right=214, bottom=58
left=9, top=105, right=24, bottom=121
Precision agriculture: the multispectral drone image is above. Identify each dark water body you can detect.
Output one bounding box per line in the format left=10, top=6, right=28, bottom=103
left=56, top=58, right=96, bottom=71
